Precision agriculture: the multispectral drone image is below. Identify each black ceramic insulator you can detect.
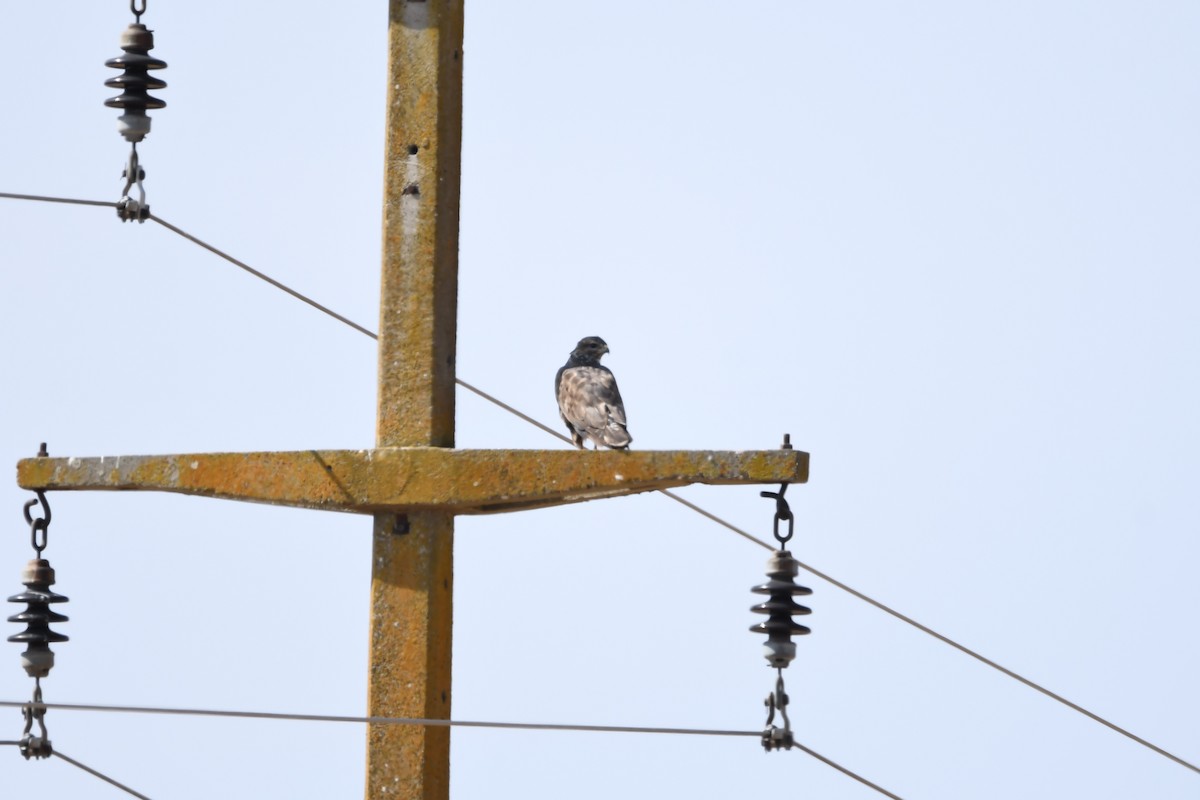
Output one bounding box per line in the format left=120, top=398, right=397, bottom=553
left=104, top=23, right=167, bottom=142
left=7, top=559, right=68, bottom=678
left=104, top=61, right=168, bottom=108
left=749, top=550, right=811, bottom=668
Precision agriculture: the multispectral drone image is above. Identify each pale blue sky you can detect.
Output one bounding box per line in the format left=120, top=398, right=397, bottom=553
left=2, top=2, right=1197, bottom=798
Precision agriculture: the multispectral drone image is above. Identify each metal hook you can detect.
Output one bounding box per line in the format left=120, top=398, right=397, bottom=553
left=131, top=0, right=147, bottom=22
left=22, top=491, right=50, bottom=530
left=759, top=482, right=794, bottom=546
left=23, top=491, right=51, bottom=555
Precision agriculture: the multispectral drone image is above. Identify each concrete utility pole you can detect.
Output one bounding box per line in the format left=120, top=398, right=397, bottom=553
left=369, top=2, right=463, bottom=796
left=16, top=2, right=808, bottom=798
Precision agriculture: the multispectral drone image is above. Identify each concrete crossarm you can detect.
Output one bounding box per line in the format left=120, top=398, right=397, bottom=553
left=17, top=448, right=808, bottom=515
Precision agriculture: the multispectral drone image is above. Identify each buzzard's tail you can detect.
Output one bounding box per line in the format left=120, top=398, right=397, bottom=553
left=602, top=423, right=632, bottom=449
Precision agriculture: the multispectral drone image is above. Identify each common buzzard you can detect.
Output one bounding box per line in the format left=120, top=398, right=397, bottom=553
left=555, top=336, right=632, bottom=450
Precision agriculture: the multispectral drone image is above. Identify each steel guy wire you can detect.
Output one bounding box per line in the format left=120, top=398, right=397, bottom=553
left=0, top=700, right=902, bottom=799
left=3, top=190, right=1198, bottom=777
left=52, top=750, right=153, bottom=800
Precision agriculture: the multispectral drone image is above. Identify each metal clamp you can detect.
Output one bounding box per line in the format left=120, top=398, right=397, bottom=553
left=761, top=670, right=794, bottom=751
left=18, top=683, right=52, bottom=760
left=117, top=147, right=150, bottom=223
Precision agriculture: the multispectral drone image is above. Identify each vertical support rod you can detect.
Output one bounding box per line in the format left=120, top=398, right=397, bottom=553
left=368, top=2, right=463, bottom=799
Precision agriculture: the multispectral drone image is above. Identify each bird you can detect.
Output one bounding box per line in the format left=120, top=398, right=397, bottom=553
left=555, top=336, right=632, bottom=450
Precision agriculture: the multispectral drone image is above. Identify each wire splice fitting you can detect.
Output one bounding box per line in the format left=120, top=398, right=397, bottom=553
left=18, top=683, right=52, bottom=760
left=104, top=23, right=167, bottom=144
left=116, top=147, right=150, bottom=223
left=7, top=559, right=69, bottom=679
left=761, top=670, right=794, bottom=751
left=749, top=549, right=811, bottom=669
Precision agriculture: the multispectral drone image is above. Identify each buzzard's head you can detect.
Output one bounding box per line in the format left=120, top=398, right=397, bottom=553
left=570, top=336, right=610, bottom=364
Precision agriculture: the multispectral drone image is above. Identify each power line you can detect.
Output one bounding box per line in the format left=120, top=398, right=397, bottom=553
left=1, top=735, right=152, bottom=799
left=2, top=193, right=375, bottom=338
left=4, top=191, right=1198, bottom=777
left=0, top=699, right=756, bottom=737
left=656, top=488, right=1200, bottom=775
left=147, top=214, right=378, bottom=339
left=792, top=743, right=905, bottom=800
left=140, top=215, right=586, bottom=450
left=52, top=750, right=153, bottom=800
left=658, top=488, right=776, bottom=549
left=457, top=378, right=573, bottom=443
left=0, top=700, right=903, bottom=799
left=456, top=375, right=1200, bottom=776
left=0, top=191, right=117, bottom=208
left=125, top=218, right=1200, bottom=775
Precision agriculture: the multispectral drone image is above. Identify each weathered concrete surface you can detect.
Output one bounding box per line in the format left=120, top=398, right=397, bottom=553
left=17, top=447, right=809, bottom=514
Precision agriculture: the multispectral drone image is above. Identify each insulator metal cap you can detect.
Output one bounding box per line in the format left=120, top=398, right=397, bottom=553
left=20, top=559, right=56, bottom=586
left=119, top=22, right=155, bottom=52
left=765, top=550, right=798, bottom=578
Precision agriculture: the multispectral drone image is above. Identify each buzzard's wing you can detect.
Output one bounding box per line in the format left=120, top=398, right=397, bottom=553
left=554, top=365, right=583, bottom=447
left=556, top=365, right=631, bottom=449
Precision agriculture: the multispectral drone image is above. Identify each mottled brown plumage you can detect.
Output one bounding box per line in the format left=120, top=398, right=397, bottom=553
left=555, top=336, right=632, bottom=450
